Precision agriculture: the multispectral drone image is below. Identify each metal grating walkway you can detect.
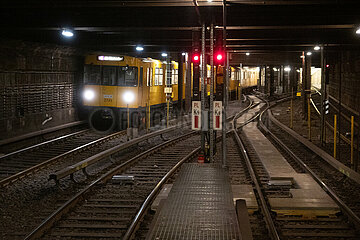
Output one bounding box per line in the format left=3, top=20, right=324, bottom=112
left=147, top=163, right=241, bottom=240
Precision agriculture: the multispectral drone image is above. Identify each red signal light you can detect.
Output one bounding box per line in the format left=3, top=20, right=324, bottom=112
left=193, top=54, right=200, bottom=62
left=326, top=64, right=330, bottom=68
left=215, top=52, right=225, bottom=64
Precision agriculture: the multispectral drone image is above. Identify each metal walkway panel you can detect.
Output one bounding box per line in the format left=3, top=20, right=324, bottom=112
left=147, top=163, right=241, bottom=240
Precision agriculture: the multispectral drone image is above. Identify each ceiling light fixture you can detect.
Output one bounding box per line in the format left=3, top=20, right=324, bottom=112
left=284, top=66, right=291, bottom=72
left=161, top=53, right=168, bottom=57
left=136, top=46, right=144, bottom=51
left=314, top=45, right=320, bottom=51
left=246, top=52, right=250, bottom=56
left=356, top=27, right=360, bottom=34
left=306, top=52, right=312, bottom=56
left=61, top=29, right=74, bottom=38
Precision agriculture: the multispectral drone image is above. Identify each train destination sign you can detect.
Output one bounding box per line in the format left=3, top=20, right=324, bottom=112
left=97, top=56, right=124, bottom=61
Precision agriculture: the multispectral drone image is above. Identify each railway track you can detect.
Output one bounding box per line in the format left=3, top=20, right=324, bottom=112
left=24, top=131, right=201, bottom=239
left=0, top=121, right=87, bottom=154
left=233, top=95, right=360, bottom=239
left=18, top=100, right=250, bottom=240
left=0, top=129, right=127, bottom=187
left=262, top=114, right=360, bottom=235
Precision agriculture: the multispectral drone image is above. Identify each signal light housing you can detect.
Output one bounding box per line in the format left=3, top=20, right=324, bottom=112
left=325, top=64, right=330, bottom=84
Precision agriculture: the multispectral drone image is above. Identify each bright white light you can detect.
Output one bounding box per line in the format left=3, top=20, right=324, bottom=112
left=207, top=0, right=213, bottom=2
left=273, top=68, right=278, bottom=71
left=98, top=56, right=124, bottom=61
left=61, top=29, right=74, bottom=37
left=246, top=52, right=250, bottom=56
left=296, top=69, right=300, bottom=72
left=314, top=45, right=320, bottom=51
left=161, top=53, right=168, bottom=57
left=83, top=89, right=95, bottom=101
left=356, top=27, right=360, bottom=34
left=284, top=66, right=291, bottom=72
left=136, top=46, right=144, bottom=51
left=306, top=52, right=312, bottom=56
left=123, top=91, right=135, bottom=104
left=182, top=52, right=186, bottom=56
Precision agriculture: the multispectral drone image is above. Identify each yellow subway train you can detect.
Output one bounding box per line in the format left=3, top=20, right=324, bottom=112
left=82, top=54, right=258, bottom=132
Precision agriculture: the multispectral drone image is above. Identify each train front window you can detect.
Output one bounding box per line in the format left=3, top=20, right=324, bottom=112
left=84, top=65, right=101, bottom=84
left=118, top=66, right=138, bottom=87
left=102, top=66, right=117, bottom=86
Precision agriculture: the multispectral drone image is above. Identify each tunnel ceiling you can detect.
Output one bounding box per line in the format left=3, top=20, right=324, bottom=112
left=0, top=0, right=359, bottom=66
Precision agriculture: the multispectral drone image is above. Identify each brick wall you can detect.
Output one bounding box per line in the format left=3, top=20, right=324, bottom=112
left=0, top=39, right=84, bottom=139
left=328, top=50, right=360, bottom=114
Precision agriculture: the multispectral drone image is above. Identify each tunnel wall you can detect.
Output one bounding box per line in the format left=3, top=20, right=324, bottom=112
left=327, top=50, right=360, bottom=115
left=0, top=39, right=84, bottom=140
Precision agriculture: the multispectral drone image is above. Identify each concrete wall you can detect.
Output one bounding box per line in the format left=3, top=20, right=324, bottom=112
left=0, top=39, right=84, bottom=139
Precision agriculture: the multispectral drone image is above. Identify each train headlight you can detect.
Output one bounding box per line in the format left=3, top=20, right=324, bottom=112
left=83, top=89, right=95, bottom=101
left=123, top=91, right=135, bottom=104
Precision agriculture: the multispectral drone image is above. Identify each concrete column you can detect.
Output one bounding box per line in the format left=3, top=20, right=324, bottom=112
left=269, top=65, right=274, bottom=96
left=302, top=53, right=311, bottom=118
left=280, top=65, right=284, bottom=94
left=185, top=54, right=191, bottom=113
left=178, top=53, right=184, bottom=113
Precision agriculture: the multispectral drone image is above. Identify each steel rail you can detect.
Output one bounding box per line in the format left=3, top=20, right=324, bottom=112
left=232, top=129, right=280, bottom=240
left=0, top=130, right=126, bottom=187
left=259, top=111, right=360, bottom=229
left=24, top=102, right=248, bottom=239
left=124, top=101, right=255, bottom=240
left=122, top=146, right=201, bottom=240
left=231, top=95, right=280, bottom=240
left=267, top=110, right=360, bottom=184
left=310, top=97, right=320, bottom=115
left=0, top=129, right=89, bottom=161
left=231, top=95, right=253, bottom=129
left=24, top=130, right=198, bottom=240
left=0, top=120, right=86, bottom=146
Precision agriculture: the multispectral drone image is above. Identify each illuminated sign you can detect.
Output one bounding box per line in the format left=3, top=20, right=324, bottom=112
left=192, top=101, right=201, bottom=130
left=213, top=101, right=222, bottom=130
left=98, top=56, right=124, bottom=61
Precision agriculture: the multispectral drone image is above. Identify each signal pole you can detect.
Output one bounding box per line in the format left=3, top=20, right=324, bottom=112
left=222, top=0, right=227, bottom=168
left=201, top=24, right=206, bottom=153
left=210, top=23, right=215, bottom=162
